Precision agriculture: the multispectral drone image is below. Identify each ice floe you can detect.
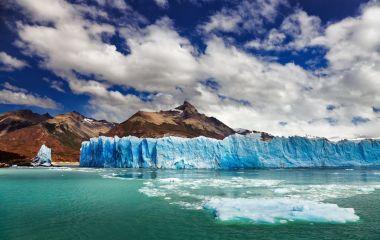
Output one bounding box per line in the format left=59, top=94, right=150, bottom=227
left=204, top=198, right=359, bottom=224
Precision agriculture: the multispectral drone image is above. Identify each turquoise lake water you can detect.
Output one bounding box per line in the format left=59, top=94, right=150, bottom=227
left=0, top=167, right=379, bottom=240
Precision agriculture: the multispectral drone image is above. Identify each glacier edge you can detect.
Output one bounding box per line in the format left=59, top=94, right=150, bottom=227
left=79, top=134, right=380, bottom=169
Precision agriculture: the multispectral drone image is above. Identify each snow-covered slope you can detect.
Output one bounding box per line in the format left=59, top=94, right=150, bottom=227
left=80, top=134, right=380, bottom=169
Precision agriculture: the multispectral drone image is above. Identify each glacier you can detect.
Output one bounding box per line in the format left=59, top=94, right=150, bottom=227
left=79, top=134, right=380, bottom=169
left=32, top=144, right=52, bottom=167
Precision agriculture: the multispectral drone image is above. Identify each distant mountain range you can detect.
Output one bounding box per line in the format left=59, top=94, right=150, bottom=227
left=0, top=102, right=257, bottom=165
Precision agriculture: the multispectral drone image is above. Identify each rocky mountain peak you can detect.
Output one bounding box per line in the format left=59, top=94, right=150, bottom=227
left=107, top=101, right=235, bottom=139
left=64, top=111, right=85, bottom=119
left=175, top=101, right=198, bottom=115
left=42, top=113, right=52, bottom=119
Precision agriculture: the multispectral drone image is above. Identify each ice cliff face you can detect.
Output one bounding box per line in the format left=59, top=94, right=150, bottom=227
left=80, top=134, right=380, bottom=169
left=32, top=144, right=52, bottom=166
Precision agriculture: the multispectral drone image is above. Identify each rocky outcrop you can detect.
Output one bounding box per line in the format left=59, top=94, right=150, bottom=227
left=0, top=150, right=27, bottom=167
left=0, top=162, right=9, bottom=168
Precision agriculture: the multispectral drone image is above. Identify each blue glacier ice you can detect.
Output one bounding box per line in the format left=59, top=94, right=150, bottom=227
left=32, top=144, right=52, bottom=167
left=80, top=134, right=380, bottom=169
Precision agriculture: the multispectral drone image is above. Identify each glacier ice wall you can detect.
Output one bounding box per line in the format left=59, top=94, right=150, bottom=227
left=80, top=134, right=380, bottom=169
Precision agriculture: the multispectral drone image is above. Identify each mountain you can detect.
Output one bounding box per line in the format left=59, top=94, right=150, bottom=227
left=44, top=111, right=114, bottom=148
left=0, top=109, right=51, bottom=136
left=107, top=101, right=235, bottom=139
left=0, top=110, right=114, bottom=164
left=0, top=101, right=271, bottom=165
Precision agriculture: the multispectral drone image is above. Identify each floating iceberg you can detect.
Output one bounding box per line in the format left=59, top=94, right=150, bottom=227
left=32, top=144, right=52, bottom=167
left=80, top=134, right=380, bottom=169
left=204, top=198, right=359, bottom=224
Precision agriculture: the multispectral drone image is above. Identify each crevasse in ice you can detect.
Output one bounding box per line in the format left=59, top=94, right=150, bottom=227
left=79, top=134, right=380, bottom=169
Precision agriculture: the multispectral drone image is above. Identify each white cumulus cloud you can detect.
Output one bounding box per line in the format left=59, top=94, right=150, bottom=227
left=154, top=0, right=169, bottom=8
left=0, top=52, right=28, bottom=71
left=0, top=82, right=59, bottom=109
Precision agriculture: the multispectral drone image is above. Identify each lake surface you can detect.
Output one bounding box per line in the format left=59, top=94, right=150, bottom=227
left=0, top=167, right=379, bottom=240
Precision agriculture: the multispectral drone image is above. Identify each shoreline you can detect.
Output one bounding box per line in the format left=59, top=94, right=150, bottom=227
left=52, top=162, right=80, bottom=167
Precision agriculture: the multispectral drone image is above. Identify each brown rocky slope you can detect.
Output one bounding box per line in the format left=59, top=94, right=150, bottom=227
left=0, top=109, right=51, bottom=136
left=107, top=101, right=235, bottom=139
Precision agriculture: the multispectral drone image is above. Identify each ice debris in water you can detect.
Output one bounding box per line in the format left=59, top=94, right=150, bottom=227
left=32, top=144, right=52, bottom=167
left=136, top=175, right=380, bottom=224
left=80, top=134, right=380, bottom=169
left=271, top=184, right=380, bottom=201
left=204, top=198, right=359, bottom=224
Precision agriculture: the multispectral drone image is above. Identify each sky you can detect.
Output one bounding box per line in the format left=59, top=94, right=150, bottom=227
left=0, top=0, right=380, bottom=139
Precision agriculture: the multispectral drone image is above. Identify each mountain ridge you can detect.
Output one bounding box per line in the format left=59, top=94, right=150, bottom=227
left=0, top=109, right=52, bottom=136
left=106, top=101, right=235, bottom=139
